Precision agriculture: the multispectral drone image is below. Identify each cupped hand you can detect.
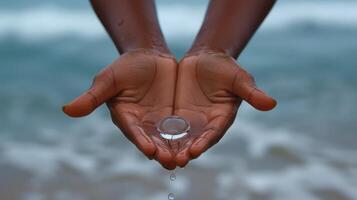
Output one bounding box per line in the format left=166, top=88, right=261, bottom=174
left=63, top=49, right=178, bottom=169
left=173, top=51, right=277, bottom=167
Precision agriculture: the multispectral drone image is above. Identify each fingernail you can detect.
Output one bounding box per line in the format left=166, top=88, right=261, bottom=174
left=251, top=88, right=267, bottom=98
left=62, top=105, right=68, bottom=113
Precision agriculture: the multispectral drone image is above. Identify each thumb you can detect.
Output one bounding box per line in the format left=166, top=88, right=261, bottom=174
left=232, top=69, right=277, bottom=111
left=63, top=68, right=118, bottom=117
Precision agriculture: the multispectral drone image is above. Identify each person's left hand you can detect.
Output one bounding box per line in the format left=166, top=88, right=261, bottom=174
left=172, top=51, right=277, bottom=167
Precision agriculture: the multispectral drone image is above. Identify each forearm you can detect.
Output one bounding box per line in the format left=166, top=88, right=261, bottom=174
left=188, top=0, right=276, bottom=59
left=91, top=0, right=170, bottom=54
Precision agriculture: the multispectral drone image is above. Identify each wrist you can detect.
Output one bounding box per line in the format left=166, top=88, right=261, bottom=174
left=118, top=37, right=171, bottom=56
left=184, top=45, right=234, bottom=60
left=123, top=48, right=174, bottom=60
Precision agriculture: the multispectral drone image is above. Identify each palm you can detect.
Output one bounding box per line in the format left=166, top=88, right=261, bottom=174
left=173, top=52, right=276, bottom=167
left=63, top=49, right=178, bottom=169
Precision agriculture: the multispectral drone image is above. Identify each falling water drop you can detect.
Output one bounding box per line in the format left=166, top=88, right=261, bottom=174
left=169, top=172, right=176, bottom=181
left=158, top=116, right=189, bottom=200
left=168, top=193, right=175, bottom=200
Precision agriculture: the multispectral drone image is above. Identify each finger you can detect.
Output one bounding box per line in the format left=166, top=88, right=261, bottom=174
left=152, top=136, right=176, bottom=170
left=189, top=130, right=215, bottom=159
left=112, top=111, right=157, bottom=159
left=232, top=69, right=277, bottom=111
left=190, top=115, right=230, bottom=159
left=63, top=67, right=118, bottom=117
left=175, top=140, right=193, bottom=168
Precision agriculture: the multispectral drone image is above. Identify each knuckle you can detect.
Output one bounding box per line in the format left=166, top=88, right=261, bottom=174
left=92, top=70, right=107, bottom=84
left=92, top=75, right=101, bottom=84
left=239, top=68, right=255, bottom=84
left=248, top=73, right=256, bottom=83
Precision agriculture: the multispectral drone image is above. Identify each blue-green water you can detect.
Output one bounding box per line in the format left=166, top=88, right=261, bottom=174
left=0, top=1, right=357, bottom=200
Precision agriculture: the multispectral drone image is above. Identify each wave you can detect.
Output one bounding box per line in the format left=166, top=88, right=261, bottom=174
left=0, top=1, right=357, bottom=40
left=1, top=109, right=357, bottom=199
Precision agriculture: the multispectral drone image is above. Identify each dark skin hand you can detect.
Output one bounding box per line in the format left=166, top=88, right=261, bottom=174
left=63, top=0, right=177, bottom=169
left=174, top=51, right=276, bottom=167
left=174, top=0, right=277, bottom=167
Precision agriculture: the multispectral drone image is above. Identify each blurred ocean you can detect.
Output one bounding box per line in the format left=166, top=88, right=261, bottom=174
left=1, top=0, right=357, bottom=200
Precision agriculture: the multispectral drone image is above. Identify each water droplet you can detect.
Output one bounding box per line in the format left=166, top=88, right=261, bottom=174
left=158, top=116, right=190, bottom=140
left=169, top=172, right=176, bottom=181
left=168, top=193, right=175, bottom=200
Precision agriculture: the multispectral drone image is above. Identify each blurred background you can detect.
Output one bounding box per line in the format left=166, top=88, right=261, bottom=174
left=1, top=0, right=357, bottom=199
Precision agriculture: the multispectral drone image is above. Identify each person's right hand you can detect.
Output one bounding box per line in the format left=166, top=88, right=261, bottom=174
left=62, top=49, right=178, bottom=170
